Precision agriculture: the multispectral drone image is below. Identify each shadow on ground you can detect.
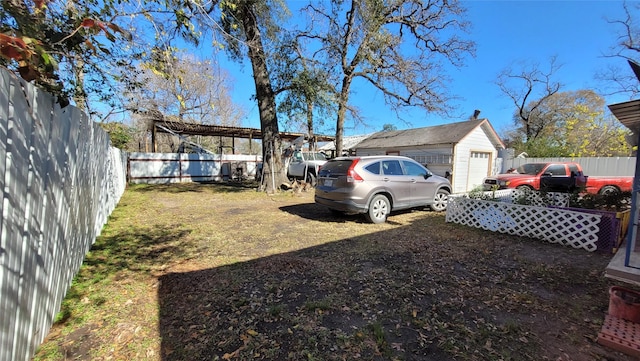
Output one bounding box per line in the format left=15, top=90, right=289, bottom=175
left=279, top=202, right=424, bottom=224
left=156, top=217, right=627, bottom=361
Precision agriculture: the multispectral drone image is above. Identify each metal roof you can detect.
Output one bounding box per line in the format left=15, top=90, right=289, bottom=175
left=608, top=99, right=640, bottom=134
left=152, top=120, right=335, bottom=143
left=318, top=133, right=375, bottom=151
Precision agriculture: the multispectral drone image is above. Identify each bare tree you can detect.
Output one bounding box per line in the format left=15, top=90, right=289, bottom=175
left=122, top=53, right=246, bottom=153
left=598, top=1, right=640, bottom=97
left=127, top=53, right=244, bottom=126
left=302, top=0, right=475, bottom=155
left=504, top=90, right=632, bottom=157
left=495, top=56, right=563, bottom=142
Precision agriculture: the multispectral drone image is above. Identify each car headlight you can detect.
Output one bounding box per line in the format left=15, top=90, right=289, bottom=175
left=498, top=180, right=510, bottom=187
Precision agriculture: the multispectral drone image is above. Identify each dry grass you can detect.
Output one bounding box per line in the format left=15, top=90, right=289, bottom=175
left=34, top=183, right=634, bottom=361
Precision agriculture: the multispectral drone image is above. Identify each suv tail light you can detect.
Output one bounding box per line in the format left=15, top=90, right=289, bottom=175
left=346, top=159, right=363, bottom=183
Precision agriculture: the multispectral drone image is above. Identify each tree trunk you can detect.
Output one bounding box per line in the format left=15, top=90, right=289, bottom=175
left=306, top=101, right=315, bottom=151
left=335, top=76, right=353, bottom=156
left=73, top=58, right=86, bottom=111
left=240, top=3, right=287, bottom=192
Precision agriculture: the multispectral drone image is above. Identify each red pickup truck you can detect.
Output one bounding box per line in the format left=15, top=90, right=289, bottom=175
left=483, top=162, right=633, bottom=194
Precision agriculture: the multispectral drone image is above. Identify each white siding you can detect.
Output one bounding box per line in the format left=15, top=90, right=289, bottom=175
left=452, top=127, right=498, bottom=193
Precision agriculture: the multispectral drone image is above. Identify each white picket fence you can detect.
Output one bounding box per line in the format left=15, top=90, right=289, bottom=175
left=0, top=69, right=127, bottom=360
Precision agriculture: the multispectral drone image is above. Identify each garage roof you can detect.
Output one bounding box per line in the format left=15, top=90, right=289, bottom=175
left=354, top=119, right=505, bottom=150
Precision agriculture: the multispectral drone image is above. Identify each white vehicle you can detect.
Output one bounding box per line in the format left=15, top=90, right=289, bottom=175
left=287, top=150, right=327, bottom=186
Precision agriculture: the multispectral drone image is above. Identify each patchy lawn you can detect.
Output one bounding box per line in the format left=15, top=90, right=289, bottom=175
left=35, top=183, right=635, bottom=361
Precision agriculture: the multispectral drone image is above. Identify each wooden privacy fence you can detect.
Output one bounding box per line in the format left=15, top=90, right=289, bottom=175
left=0, top=69, right=127, bottom=361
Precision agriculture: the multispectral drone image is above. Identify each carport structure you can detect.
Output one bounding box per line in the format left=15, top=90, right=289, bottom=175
left=151, top=120, right=334, bottom=153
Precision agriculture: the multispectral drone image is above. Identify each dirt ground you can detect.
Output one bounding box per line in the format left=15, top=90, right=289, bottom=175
left=34, top=183, right=637, bottom=361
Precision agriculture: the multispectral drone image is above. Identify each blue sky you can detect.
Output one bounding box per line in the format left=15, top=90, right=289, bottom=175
left=216, top=0, right=635, bottom=138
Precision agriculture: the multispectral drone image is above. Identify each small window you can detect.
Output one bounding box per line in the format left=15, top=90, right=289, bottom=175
left=364, top=162, right=380, bottom=175
left=471, top=152, right=489, bottom=159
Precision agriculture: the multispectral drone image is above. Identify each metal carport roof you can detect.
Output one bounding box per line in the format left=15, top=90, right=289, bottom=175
left=152, top=120, right=335, bottom=143
left=609, top=99, right=640, bottom=134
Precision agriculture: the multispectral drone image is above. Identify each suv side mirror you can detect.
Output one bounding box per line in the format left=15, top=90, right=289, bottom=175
left=424, top=172, right=433, bottom=179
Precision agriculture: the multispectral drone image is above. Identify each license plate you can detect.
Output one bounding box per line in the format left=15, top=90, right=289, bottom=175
left=324, top=179, right=333, bottom=187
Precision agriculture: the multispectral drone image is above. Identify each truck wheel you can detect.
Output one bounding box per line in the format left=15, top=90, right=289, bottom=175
left=516, top=185, right=533, bottom=191
left=430, top=189, right=450, bottom=212
left=599, top=186, right=619, bottom=196
left=306, top=172, right=317, bottom=187
left=365, top=194, right=390, bottom=224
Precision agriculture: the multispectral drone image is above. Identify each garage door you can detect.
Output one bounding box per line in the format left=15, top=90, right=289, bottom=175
left=467, top=152, right=491, bottom=191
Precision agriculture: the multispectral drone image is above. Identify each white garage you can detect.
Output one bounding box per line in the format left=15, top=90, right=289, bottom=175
left=353, top=119, right=505, bottom=193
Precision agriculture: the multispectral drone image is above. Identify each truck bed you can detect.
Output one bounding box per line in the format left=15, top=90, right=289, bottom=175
left=584, top=176, right=633, bottom=194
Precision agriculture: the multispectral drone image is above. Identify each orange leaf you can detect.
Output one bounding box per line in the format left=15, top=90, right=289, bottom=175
left=33, top=0, right=47, bottom=9
left=0, top=34, right=29, bottom=61
left=81, top=19, right=96, bottom=28
left=1, top=46, right=21, bottom=60
left=0, top=34, right=27, bottom=50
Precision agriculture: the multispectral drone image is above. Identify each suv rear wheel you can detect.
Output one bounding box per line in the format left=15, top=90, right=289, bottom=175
left=365, top=194, right=390, bottom=224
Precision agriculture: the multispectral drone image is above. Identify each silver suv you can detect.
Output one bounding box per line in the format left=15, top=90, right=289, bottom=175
left=315, top=156, right=451, bottom=223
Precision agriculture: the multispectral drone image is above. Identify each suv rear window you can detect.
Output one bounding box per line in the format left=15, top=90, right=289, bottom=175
left=318, top=160, right=354, bottom=176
